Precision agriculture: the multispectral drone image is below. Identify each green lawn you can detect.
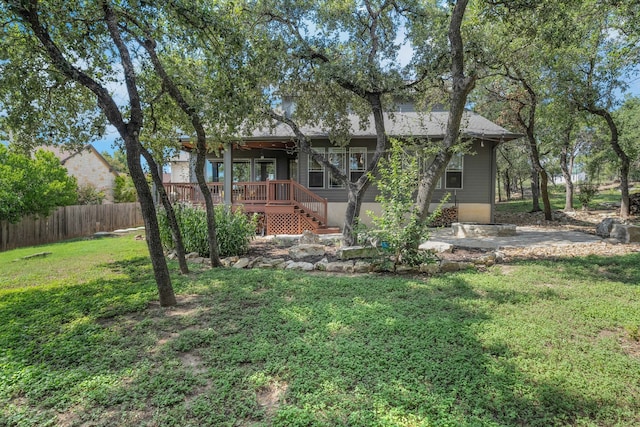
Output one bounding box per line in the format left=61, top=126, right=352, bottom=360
left=495, top=187, right=623, bottom=214
left=1, top=236, right=640, bottom=426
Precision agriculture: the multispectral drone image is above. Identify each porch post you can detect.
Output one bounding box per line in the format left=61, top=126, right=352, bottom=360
left=223, top=143, right=233, bottom=206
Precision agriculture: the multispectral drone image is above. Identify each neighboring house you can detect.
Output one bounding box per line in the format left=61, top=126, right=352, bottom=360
left=166, top=150, right=192, bottom=183
left=41, top=144, right=119, bottom=203
left=164, top=106, right=521, bottom=235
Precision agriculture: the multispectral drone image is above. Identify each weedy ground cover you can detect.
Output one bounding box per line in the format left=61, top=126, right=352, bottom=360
left=1, top=235, right=639, bottom=426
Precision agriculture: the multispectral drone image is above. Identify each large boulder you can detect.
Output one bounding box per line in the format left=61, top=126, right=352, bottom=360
left=288, top=244, right=326, bottom=260
left=610, top=224, right=640, bottom=243
left=596, top=217, right=622, bottom=238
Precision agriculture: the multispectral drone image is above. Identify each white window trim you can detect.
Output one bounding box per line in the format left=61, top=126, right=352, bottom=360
left=308, top=148, right=326, bottom=189
left=444, top=153, right=464, bottom=190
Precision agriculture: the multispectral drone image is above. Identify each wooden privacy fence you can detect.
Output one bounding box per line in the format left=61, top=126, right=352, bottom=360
left=0, top=202, right=144, bottom=252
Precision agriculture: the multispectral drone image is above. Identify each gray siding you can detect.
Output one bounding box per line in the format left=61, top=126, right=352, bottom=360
left=298, top=139, right=495, bottom=205
left=217, top=139, right=496, bottom=205
left=431, top=140, right=494, bottom=205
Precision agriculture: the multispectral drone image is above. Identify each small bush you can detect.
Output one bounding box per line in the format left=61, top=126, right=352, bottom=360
left=360, top=138, right=441, bottom=267
left=77, top=184, right=105, bottom=205
left=157, top=203, right=257, bottom=257
left=577, top=183, right=599, bottom=210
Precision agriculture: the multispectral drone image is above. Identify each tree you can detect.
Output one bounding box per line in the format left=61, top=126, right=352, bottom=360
left=472, top=0, right=573, bottom=221
left=2, top=0, right=176, bottom=306
left=101, top=149, right=128, bottom=174
left=554, top=0, right=638, bottom=218
left=257, top=0, right=455, bottom=246
left=614, top=96, right=640, bottom=182
left=116, top=1, right=261, bottom=269
left=0, top=145, right=77, bottom=223
left=411, top=0, right=477, bottom=238
left=113, top=175, right=137, bottom=203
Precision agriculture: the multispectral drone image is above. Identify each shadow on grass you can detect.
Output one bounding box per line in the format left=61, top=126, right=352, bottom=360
left=162, top=269, right=629, bottom=426
left=1, top=261, right=637, bottom=426
left=0, top=256, right=168, bottom=421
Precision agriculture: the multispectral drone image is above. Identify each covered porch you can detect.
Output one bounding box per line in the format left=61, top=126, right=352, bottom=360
left=163, top=180, right=339, bottom=235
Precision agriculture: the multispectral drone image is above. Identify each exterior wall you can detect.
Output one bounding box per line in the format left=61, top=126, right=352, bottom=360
left=205, top=147, right=296, bottom=181
left=63, top=152, right=117, bottom=203
left=299, top=138, right=496, bottom=206
left=327, top=202, right=492, bottom=230
left=200, top=137, right=499, bottom=225
left=169, top=161, right=191, bottom=182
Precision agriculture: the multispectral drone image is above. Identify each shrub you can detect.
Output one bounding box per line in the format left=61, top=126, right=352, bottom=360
left=157, top=203, right=257, bottom=257
left=77, top=184, right=105, bottom=205
left=577, top=182, right=599, bottom=210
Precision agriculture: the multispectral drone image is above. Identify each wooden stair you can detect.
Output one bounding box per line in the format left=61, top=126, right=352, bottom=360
left=294, top=207, right=340, bottom=234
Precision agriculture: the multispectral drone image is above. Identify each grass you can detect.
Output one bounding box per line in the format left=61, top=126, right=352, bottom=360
left=1, top=236, right=640, bottom=426
left=495, top=186, right=623, bottom=214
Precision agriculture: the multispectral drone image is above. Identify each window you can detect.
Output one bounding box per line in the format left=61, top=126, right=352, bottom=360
left=445, top=153, right=463, bottom=189
left=349, top=148, right=367, bottom=181
left=208, top=160, right=250, bottom=182
left=254, top=159, right=275, bottom=181
left=308, top=148, right=325, bottom=188
left=328, top=148, right=346, bottom=188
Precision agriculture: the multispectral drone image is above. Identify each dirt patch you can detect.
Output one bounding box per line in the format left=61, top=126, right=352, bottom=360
left=599, top=328, right=640, bottom=358
left=256, top=381, right=289, bottom=417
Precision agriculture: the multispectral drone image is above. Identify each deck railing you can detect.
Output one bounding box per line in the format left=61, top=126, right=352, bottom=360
left=163, top=180, right=328, bottom=225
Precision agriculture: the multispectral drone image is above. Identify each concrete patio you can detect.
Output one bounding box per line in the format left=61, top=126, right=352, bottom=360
left=429, top=226, right=604, bottom=250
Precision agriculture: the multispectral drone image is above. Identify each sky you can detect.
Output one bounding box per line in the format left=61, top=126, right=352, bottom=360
left=91, top=77, right=640, bottom=156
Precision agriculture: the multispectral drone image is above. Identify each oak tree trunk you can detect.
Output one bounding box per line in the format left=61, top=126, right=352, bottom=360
left=142, top=149, right=189, bottom=274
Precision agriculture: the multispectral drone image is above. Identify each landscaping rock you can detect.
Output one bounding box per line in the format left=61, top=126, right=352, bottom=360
left=286, top=261, right=315, bottom=271
left=596, top=217, right=622, bottom=237
left=256, top=258, right=286, bottom=269
left=248, top=256, right=264, bottom=268
left=299, top=230, right=321, bottom=245
left=289, top=244, right=325, bottom=260
left=440, top=260, right=461, bottom=273
left=326, top=261, right=355, bottom=273
left=337, top=246, right=380, bottom=260
left=314, top=258, right=329, bottom=271
left=419, top=241, right=453, bottom=253
left=233, top=258, right=251, bottom=269
left=419, top=263, right=440, bottom=275
left=395, top=265, right=418, bottom=274
left=610, top=224, right=640, bottom=243
left=353, top=261, right=373, bottom=273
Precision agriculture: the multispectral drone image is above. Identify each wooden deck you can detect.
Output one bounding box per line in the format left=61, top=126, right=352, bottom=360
left=163, top=180, right=339, bottom=235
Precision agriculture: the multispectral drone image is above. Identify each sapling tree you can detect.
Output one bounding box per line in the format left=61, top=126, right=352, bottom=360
left=364, top=139, right=441, bottom=268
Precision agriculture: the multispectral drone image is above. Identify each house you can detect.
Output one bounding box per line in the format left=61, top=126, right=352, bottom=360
left=41, top=144, right=119, bottom=203
left=164, top=106, right=521, bottom=235
left=166, top=150, right=192, bottom=183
